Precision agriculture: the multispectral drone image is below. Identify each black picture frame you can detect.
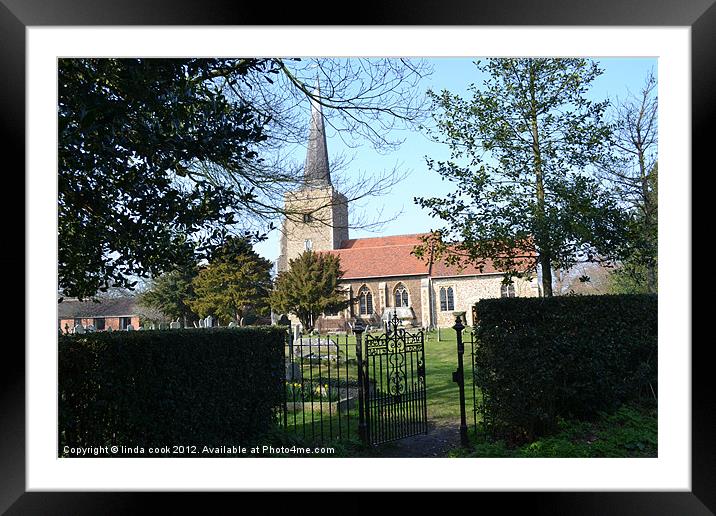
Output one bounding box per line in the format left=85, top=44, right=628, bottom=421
left=3, top=0, right=710, bottom=512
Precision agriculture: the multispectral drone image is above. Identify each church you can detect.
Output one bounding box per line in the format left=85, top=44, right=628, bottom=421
left=277, top=88, right=540, bottom=331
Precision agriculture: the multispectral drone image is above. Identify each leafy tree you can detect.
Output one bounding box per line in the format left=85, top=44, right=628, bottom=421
left=138, top=267, right=199, bottom=327
left=414, top=58, right=629, bottom=296
left=59, top=58, right=274, bottom=300
left=59, top=58, right=430, bottom=301
left=187, top=238, right=272, bottom=325
left=270, top=251, right=350, bottom=331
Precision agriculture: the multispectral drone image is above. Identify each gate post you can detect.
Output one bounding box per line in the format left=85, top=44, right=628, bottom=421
left=452, top=313, right=469, bottom=447
left=354, top=321, right=368, bottom=445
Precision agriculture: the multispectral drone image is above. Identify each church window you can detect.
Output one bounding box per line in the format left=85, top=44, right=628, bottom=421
left=358, top=286, right=373, bottom=315
left=304, top=239, right=313, bottom=251
left=394, top=283, right=409, bottom=307
left=500, top=282, right=516, bottom=298
left=439, top=286, right=455, bottom=311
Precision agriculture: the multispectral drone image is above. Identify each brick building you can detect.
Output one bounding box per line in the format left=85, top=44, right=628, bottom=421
left=277, top=83, right=540, bottom=330
left=58, top=296, right=141, bottom=333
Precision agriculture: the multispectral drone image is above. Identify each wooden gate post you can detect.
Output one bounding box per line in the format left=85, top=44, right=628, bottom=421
left=452, top=313, right=469, bottom=447
left=354, top=321, right=368, bottom=445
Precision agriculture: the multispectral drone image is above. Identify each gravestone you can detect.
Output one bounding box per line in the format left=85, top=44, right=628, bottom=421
left=277, top=314, right=290, bottom=327
left=169, top=321, right=181, bottom=329
left=292, top=335, right=339, bottom=360
left=228, top=321, right=237, bottom=328
left=74, top=324, right=85, bottom=334
left=205, top=315, right=213, bottom=328
left=285, top=361, right=302, bottom=381
left=126, top=324, right=134, bottom=331
left=85, top=324, right=95, bottom=332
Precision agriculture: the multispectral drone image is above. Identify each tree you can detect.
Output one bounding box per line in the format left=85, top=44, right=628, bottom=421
left=270, top=251, right=351, bottom=331
left=598, top=72, right=658, bottom=293
left=186, top=238, right=273, bottom=325
left=59, top=58, right=431, bottom=301
left=414, top=58, right=629, bottom=297
left=138, top=267, right=199, bottom=327
left=59, top=58, right=274, bottom=300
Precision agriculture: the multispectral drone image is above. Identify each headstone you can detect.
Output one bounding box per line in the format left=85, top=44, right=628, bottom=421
left=107, top=327, right=113, bottom=332
left=170, top=321, right=181, bottom=329
left=285, top=360, right=302, bottom=381
left=126, top=324, right=134, bottom=331
left=198, top=319, right=204, bottom=328
left=205, top=315, right=213, bottom=328
left=86, top=324, right=95, bottom=332
left=292, top=335, right=339, bottom=360
left=228, top=321, right=237, bottom=328
left=277, top=314, right=290, bottom=326
left=74, top=324, right=85, bottom=334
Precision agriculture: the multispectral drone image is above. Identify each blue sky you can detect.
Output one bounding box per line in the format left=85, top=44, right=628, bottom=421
left=254, top=57, right=657, bottom=263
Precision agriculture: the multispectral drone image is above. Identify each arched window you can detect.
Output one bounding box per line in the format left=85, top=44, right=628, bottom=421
left=439, top=286, right=455, bottom=311
left=358, top=285, right=373, bottom=315
left=500, top=282, right=516, bottom=298
left=394, top=283, right=409, bottom=307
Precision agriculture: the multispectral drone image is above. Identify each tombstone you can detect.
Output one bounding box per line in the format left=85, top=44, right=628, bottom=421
left=85, top=324, right=95, bottom=332
left=285, top=361, right=302, bottom=381
left=277, top=314, right=290, bottom=327
left=170, top=321, right=181, bottom=329
left=293, top=335, right=339, bottom=360
left=73, top=324, right=85, bottom=334
left=205, top=315, right=213, bottom=328
left=198, top=319, right=204, bottom=328
left=126, top=324, right=134, bottom=331
left=107, top=327, right=113, bottom=332
left=228, top=321, right=237, bottom=328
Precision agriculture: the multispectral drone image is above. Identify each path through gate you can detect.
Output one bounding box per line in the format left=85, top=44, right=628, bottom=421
left=356, top=312, right=428, bottom=445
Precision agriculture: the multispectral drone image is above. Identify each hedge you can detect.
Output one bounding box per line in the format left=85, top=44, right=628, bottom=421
left=59, top=327, right=285, bottom=456
left=473, top=294, right=657, bottom=444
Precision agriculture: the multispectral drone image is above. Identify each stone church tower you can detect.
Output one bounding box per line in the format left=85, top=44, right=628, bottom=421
left=276, top=84, right=349, bottom=272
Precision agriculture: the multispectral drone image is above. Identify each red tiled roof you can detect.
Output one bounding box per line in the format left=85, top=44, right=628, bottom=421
left=321, top=233, right=525, bottom=280
left=324, top=234, right=430, bottom=279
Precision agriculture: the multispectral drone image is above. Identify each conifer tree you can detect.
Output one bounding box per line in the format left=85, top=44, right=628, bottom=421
left=270, top=251, right=350, bottom=331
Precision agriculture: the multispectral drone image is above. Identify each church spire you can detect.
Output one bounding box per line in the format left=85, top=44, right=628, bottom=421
left=304, top=78, right=331, bottom=187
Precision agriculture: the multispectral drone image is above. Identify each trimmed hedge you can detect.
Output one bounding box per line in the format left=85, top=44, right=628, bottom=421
left=59, top=327, right=285, bottom=456
left=473, top=294, right=657, bottom=444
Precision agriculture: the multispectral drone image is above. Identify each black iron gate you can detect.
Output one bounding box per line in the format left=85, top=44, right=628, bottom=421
left=356, top=313, right=428, bottom=445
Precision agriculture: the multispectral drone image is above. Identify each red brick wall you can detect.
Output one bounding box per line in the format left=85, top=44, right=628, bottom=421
left=59, top=316, right=141, bottom=332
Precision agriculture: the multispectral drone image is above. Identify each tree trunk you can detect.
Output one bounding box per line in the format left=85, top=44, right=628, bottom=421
left=529, top=63, right=553, bottom=297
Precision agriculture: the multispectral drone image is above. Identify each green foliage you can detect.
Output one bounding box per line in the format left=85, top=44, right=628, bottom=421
left=187, top=237, right=273, bottom=325
left=414, top=58, right=630, bottom=296
left=58, top=327, right=285, bottom=455
left=58, top=58, right=278, bottom=300
left=138, top=266, right=198, bottom=324
left=608, top=261, right=656, bottom=294
left=270, top=251, right=351, bottom=331
left=450, top=402, right=657, bottom=458
left=473, top=294, right=657, bottom=444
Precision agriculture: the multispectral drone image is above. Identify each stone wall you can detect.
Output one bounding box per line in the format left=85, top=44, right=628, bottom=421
left=430, top=274, right=540, bottom=327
